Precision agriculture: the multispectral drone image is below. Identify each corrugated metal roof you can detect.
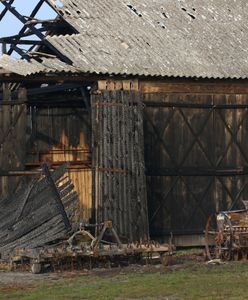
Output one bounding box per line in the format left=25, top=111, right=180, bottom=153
left=43, top=0, right=248, bottom=79
left=2, top=0, right=248, bottom=79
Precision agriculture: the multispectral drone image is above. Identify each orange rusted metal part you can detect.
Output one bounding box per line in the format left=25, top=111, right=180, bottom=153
left=205, top=201, right=248, bottom=261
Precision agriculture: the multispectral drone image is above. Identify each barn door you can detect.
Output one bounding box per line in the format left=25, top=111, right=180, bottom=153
left=144, top=94, right=248, bottom=238
left=91, top=91, right=149, bottom=242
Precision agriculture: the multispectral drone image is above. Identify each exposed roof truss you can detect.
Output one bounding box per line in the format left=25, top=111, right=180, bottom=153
left=0, top=0, right=73, bottom=63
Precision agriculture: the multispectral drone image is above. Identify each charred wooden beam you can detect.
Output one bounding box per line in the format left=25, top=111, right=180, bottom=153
left=0, top=0, right=14, bottom=21
left=146, top=167, right=248, bottom=177
left=0, top=170, right=40, bottom=176
left=0, top=39, right=43, bottom=45
left=10, top=44, right=30, bottom=60
left=1, top=1, right=72, bottom=63
left=7, top=0, right=45, bottom=56
left=0, top=83, right=88, bottom=102
left=26, top=161, right=91, bottom=168
left=144, top=101, right=248, bottom=109
left=25, top=18, right=60, bottom=26
left=2, top=28, right=47, bottom=43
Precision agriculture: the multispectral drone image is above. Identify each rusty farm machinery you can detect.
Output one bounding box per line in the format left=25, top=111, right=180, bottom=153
left=10, top=220, right=175, bottom=274
left=205, top=201, right=248, bottom=261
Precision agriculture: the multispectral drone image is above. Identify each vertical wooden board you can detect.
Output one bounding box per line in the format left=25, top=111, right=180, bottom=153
left=91, top=91, right=149, bottom=241
left=25, top=105, right=92, bottom=222
left=67, top=169, right=92, bottom=221
left=144, top=107, right=176, bottom=170
left=239, top=94, right=248, bottom=166
left=0, top=94, right=27, bottom=199
left=144, top=92, right=248, bottom=239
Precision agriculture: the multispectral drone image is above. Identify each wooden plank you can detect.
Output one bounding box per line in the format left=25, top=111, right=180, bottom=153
left=98, top=79, right=139, bottom=91
left=139, top=80, right=248, bottom=94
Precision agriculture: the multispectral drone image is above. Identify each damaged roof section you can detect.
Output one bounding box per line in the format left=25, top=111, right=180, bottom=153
left=0, top=54, right=77, bottom=76
left=0, top=163, right=79, bottom=260
left=1, top=0, right=248, bottom=79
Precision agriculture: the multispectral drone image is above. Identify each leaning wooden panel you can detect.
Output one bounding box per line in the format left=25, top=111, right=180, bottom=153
left=91, top=90, right=149, bottom=242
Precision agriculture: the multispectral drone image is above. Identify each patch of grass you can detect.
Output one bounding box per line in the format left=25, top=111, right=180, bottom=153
left=1, top=262, right=248, bottom=300
left=175, top=247, right=204, bottom=256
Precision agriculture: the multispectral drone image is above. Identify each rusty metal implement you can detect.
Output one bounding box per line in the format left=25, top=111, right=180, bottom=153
left=205, top=201, right=248, bottom=261
left=10, top=221, right=175, bottom=274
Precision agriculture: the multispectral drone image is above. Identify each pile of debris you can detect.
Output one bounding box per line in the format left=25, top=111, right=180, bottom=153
left=0, top=163, right=174, bottom=273
left=0, top=163, right=79, bottom=260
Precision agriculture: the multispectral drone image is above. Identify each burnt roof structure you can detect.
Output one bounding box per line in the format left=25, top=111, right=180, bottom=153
left=2, top=1, right=248, bottom=247
left=1, top=0, right=248, bottom=79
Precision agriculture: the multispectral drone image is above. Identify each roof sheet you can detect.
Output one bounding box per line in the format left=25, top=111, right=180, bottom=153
left=2, top=0, right=248, bottom=79
left=0, top=54, right=77, bottom=76
left=44, top=0, right=248, bottom=79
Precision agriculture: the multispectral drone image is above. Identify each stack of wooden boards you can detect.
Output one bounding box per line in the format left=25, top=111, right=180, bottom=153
left=0, top=163, right=79, bottom=259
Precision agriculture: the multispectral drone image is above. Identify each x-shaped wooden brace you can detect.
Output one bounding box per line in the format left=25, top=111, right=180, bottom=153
left=178, top=107, right=215, bottom=168
left=217, top=176, right=248, bottom=211
left=215, top=108, right=248, bottom=168
left=181, top=176, right=214, bottom=230
left=149, top=176, right=180, bottom=225
left=144, top=108, right=178, bottom=168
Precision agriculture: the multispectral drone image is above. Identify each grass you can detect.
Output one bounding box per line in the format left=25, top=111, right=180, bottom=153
left=0, top=261, right=248, bottom=300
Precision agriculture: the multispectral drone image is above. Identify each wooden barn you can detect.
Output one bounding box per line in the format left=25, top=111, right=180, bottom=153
left=0, top=0, right=248, bottom=246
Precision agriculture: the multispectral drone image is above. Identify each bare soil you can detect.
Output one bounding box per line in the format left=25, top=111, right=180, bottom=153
left=0, top=249, right=205, bottom=289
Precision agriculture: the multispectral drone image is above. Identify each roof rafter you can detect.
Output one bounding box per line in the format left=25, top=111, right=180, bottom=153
left=0, top=0, right=72, bottom=64
left=6, top=0, right=46, bottom=56
left=0, top=0, right=14, bottom=21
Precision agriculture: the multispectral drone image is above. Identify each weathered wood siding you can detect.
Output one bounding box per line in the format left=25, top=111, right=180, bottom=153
left=143, top=93, right=248, bottom=238
left=0, top=90, right=27, bottom=199
left=91, top=91, right=149, bottom=242
left=26, top=105, right=92, bottom=221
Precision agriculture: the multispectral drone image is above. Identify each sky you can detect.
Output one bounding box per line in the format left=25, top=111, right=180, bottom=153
left=0, top=0, right=57, bottom=55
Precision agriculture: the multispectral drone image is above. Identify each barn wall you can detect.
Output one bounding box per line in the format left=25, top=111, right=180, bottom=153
left=0, top=89, right=92, bottom=224
left=3, top=79, right=248, bottom=245
left=143, top=92, right=248, bottom=241
left=26, top=105, right=92, bottom=221
left=0, top=89, right=27, bottom=199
